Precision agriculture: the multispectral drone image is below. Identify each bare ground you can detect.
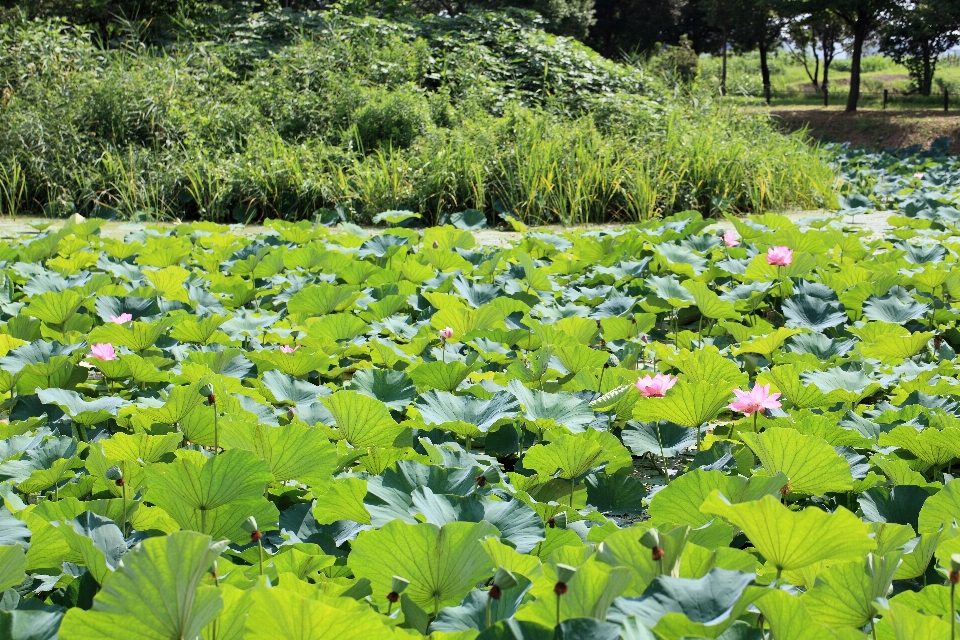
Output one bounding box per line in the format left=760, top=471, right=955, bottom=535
left=770, top=108, right=960, bottom=151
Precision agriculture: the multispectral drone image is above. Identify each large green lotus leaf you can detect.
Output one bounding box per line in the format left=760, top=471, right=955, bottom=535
left=220, top=422, right=337, bottom=486
left=0, top=544, right=26, bottom=591
left=632, top=379, right=734, bottom=428
left=431, top=574, right=533, bottom=634
left=648, top=469, right=786, bottom=532
left=607, top=568, right=755, bottom=639
left=858, top=485, right=930, bottom=530
left=700, top=493, right=875, bottom=573
left=756, top=364, right=832, bottom=409
left=59, top=511, right=127, bottom=586
left=348, top=368, right=415, bottom=412
left=802, top=554, right=900, bottom=630
left=622, top=421, right=697, bottom=458
left=918, top=478, right=960, bottom=534
left=507, top=380, right=594, bottom=432
left=142, top=383, right=208, bottom=424
left=144, top=449, right=276, bottom=541
left=100, top=432, right=183, bottom=464
left=875, top=600, right=951, bottom=640
left=243, top=586, right=394, bottom=640
left=168, top=315, right=229, bottom=345
left=410, top=488, right=544, bottom=553
left=287, top=284, right=362, bottom=317
left=782, top=296, right=848, bottom=332
left=595, top=526, right=691, bottom=597
left=313, top=477, right=370, bottom=525
left=878, top=426, right=960, bottom=467
left=408, top=361, right=478, bottom=393
left=585, top=472, right=647, bottom=516
left=739, top=428, right=853, bottom=495
left=801, top=367, right=882, bottom=404
left=523, top=432, right=615, bottom=480
left=862, top=292, right=929, bottom=324
left=415, top=390, right=518, bottom=435
left=307, top=313, right=369, bottom=343
left=258, top=370, right=328, bottom=409
left=681, top=281, right=738, bottom=320
left=320, top=391, right=405, bottom=448
left=24, top=290, right=84, bottom=326
left=59, top=531, right=226, bottom=640
left=657, top=346, right=744, bottom=386
left=349, top=519, right=498, bottom=614
left=752, top=589, right=838, bottom=640
left=247, top=349, right=336, bottom=378
left=645, top=275, right=694, bottom=308
left=732, top=327, right=802, bottom=358
left=861, top=332, right=933, bottom=361
left=0, top=603, right=63, bottom=640
left=554, top=344, right=609, bottom=375
left=431, top=305, right=507, bottom=336
left=87, top=319, right=173, bottom=353
left=36, top=388, right=124, bottom=425
left=514, top=557, right=632, bottom=626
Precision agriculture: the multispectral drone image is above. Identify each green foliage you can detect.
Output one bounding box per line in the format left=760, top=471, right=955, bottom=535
left=1, top=201, right=959, bottom=638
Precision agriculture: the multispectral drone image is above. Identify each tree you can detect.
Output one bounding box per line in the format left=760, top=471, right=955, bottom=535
left=587, top=0, right=682, bottom=59
left=732, top=0, right=786, bottom=102
left=879, top=1, right=960, bottom=96
left=700, top=0, right=748, bottom=95
left=785, top=10, right=847, bottom=102
left=818, top=0, right=901, bottom=112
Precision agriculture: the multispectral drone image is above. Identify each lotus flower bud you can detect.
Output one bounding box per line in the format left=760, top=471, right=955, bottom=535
left=432, top=240, right=439, bottom=249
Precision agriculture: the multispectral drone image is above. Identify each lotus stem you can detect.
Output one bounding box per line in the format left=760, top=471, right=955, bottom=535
left=655, top=421, right=669, bottom=485
left=486, top=597, right=492, bottom=629
left=465, top=436, right=471, bottom=453
left=121, top=461, right=128, bottom=537
left=434, top=593, right=440, bottom=620
left=556, top=593, right=561, bottom=627
left=213, top=402, right=219, bottom=455
left=569, top=477, right=575, bottom=508
left=952, top=580, right=956, bottom=640
left=258, top=538, right=264, bottom=577
left=753, top=412, right=758, bottom=433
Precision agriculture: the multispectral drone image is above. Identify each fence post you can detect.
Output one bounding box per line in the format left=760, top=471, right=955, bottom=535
left=946, top=89, right=950, bottom=112
left=883, top=89, right=888, bottom=110
left=764, top=83, right=771, bottom=106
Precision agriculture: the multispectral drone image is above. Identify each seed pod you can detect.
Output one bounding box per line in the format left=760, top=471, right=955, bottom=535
left=476, top=466, right=501, bottom=487
left=555, top=564, right=577, bottom=585
left=639, top=529, right=660, bottom=550
left=391, top=575, right=410, bottom=594
left=105, top=465, right=123, bottom=481
left=489, top=584, right=502, bottom=600
left=432, top=241, right=439, bottom=249
left=780, top=483, right=792, bottom=497
left=492, top=567, right=518, bottom=591
left=199, top=383, right=214, bottom=398
left=475, top=475, right=487, bottom=487
left=241, top=516, right=259, bottom=534
left=950, top=554, right=960, bottom=584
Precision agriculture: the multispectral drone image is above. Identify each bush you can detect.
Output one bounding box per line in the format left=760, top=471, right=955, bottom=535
left=832, top=55, right=891, bottom=74
left=0, top=7, right=836, bottom=223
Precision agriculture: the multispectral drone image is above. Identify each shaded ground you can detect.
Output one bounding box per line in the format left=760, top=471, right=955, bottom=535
left=0, top=210, right=894, bottom=246
left=770, top=108, right=960, bottom=151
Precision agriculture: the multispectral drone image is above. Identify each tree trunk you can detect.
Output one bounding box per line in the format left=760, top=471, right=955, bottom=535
left=922, top=41, right=932, bottom=96
left=845, top=20, right=867, bottom=112
left=721, top=27, right=728, bottom=96
left=759, top=42, right=771, bottom=103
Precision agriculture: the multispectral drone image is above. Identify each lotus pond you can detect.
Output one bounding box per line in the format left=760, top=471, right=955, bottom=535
left=5, top=148, right=960, bottom=640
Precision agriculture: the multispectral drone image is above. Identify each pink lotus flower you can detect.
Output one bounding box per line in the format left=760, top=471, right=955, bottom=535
left=723, top=231, right=740, bottom=247
left=439, top=327, right=453, bottom=341
left=280, top=344, right=300, bottom=354
left=110, top=313, right=133, bottom=324
left=766, top=246, right=793, bottom=267
left=90, top=343, right=117, bottom=361
left=913, top=172, right=924, bottom=180
left=634, top=373, right=677, bottom=398
left=728, top=383, right=782, bottom=416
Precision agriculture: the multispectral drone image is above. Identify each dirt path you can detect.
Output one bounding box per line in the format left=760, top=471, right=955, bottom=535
left=768, top=108, right=960, bottom=151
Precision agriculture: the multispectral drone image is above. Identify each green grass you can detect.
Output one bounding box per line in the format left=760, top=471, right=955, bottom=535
left=0, top=7, right=836, bottom=224
left=698, top=52, right=960, bottom=108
